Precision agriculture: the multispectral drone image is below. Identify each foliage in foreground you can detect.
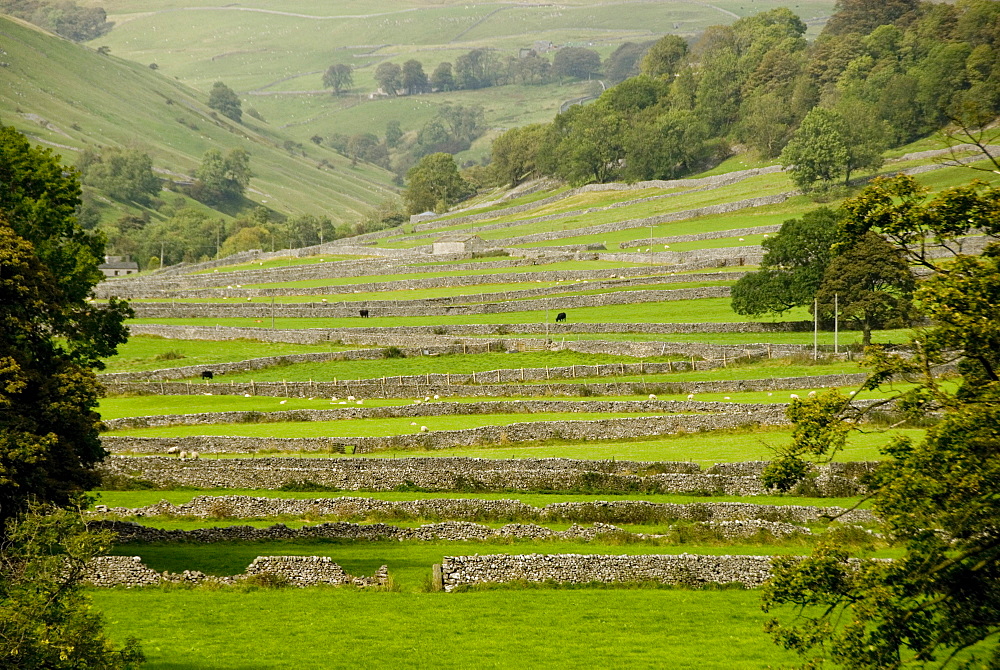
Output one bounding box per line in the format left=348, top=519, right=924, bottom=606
left=761, top=174, right=1000, bottom=668
left=0, top=124, right=132, bottom=528
left=0, top=502, right=144, bottom=669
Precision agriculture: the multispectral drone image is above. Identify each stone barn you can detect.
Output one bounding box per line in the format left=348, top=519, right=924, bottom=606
left=432, top=234, right=489, bottom=255
left=98, top=255, right=139, bottom=278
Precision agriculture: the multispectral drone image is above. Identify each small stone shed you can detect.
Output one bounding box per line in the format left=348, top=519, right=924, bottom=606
left=98, top=255, right=139, bottom=278
left=432, top=234, right=490, bottom=255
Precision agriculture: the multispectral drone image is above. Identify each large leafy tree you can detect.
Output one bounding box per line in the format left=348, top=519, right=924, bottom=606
left=191, top=147, right=251, bottom=205
left=403, top=152, right=472, bottom=214
left=731, top=207, right=840, bottom=316
left=0, top=125, right=132, bottom=529
left=207, top=81, right=242, bottom=122
left=761, top=174, right=1000, bottom=669
left=815, top=231, right=916, bottom=346
left=322, top=63, right=353, bottom=95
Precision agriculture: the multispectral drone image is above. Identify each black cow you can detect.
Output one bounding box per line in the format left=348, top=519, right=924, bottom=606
left=201, top=370, right=214, bottom=380
left=359, top=309, right=369, bottom=318
left=555, top=312, right=567, bottom=322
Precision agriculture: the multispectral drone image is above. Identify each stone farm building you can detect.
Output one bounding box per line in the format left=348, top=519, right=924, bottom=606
left=99, top=255, right=139, bottom=278
left=432, top=234, right=489, bottom=255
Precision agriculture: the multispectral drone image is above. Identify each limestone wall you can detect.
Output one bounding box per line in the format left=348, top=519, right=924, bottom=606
left=102, top=494, right=877, bottom=525
left=100, top=408, right=791, bottom=454
left=89, top=518, right=811, bottom=545
left=439, top=553, right=781, bottom=590
left=102, top=372, right=871, bottom=401
left=127, top=286, right=731, bottom=319
left=84, top=554, right=387, bottom=588
left=97, top=455, right=871, bottom=496
left=126, top=319, right=818, bottom=345
left=101, top=400, right=784, bottom=430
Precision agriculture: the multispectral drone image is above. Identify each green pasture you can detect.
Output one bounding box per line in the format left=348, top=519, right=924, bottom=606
left=91, top=588, right=805, bottom=669
left=508, top=329, right=909, bottom=346
left=104, top=426, right=923, bottom=464
left=129, top=296, right=812, bottom=329
left=0, top=18, right=394, bottom=225
left=378, top=173, right=800, bottom=249
left=100, top=335, right=358, bottom=374
left=141, top=350, right=688, bottom=382
left=91, top=489, right=865, bottom=511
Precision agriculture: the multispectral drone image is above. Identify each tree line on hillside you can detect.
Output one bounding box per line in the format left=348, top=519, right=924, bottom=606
left=477, top=0, right=1000, bottom=192
left=0, top=0, right=112, bottom=41
left=323, top=46, right=604, bottom=99
left=74, top=143, right=403, bottom=269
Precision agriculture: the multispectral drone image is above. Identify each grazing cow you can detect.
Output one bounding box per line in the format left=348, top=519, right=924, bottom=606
left=555, top=312, right=567, bottom=323
left=201, top=370, right=214, bottom=380
left=359, top=309, right=369, bottom=318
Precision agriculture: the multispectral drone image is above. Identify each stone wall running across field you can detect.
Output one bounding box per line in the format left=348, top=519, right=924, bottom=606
left=439, top=553, right=783, bottom=590
left=84, top=555, right=388, bottom=588
left=89, top=518, right=812, bottom=545
left=102, top=372, right=872, bottom=401
left=97, top=456, right=875, bottom=497
left=101, top=494, right=877, bottom=525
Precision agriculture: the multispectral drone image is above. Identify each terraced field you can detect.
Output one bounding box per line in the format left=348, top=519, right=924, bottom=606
left=88, top=148, right=968, bottom=668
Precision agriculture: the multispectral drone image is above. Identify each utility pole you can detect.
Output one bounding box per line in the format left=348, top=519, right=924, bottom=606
left=813, top=298, right=818, bottom=361
left=834, top=293, right=839, bottom=355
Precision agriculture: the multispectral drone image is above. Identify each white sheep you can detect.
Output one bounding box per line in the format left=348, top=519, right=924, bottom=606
left=244, top=393, right=252, bottom=398
left=648, top=394, right=657, bottom=400
left=687, top=393, right=695, bottom=400
left=356, top=400, right=363, bottom=405
left=790, top=394, right=800, bottom=399
left=179, top=450, right=188, bottom=460
left=410, top=422, right=418, bottom=426
left=279, top=400, right=287, bottom=404
left=189, top=451, right=200, bottom=460
left=433, top=394, right=440, bottom=400
left=724, top=396, right=731, bottom=400
left=347, top=395, right=355, bottom=401
left=167, top=446, right=180, bottom=455
left=420, top=426, right=429, bottom=432
left=808, top=391, right=817, bottom=397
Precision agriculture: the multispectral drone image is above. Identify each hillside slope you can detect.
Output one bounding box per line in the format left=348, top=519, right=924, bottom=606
left=0, top=15, right=396, bottom=222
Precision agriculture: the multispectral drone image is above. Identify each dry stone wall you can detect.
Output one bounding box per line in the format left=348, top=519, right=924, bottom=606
left=89, top=518, right=810, bottom=545
left=102, top=494, right=877, bottom=525
left=126, top=319, right=818, bottom=346
left=102, top=372, right=871, bottom=401
left=127, top=286, right=731, bottom=319
left=84, top=555, right=388, bottom=588
left=115, top=270, right=747, bottom=301
left=97, top=455, right=869, bottom=496
left=101, top=400, right=785, bottom=430
left=101, top=408, right=790, bottom=454
left=620, top=224, right=783, bottom=248
left=439, top=553, right=781, bottom=590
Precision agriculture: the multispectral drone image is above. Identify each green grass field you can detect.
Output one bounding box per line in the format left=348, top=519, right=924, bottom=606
left=91, top=588, right=806, bottom=669
left=101, top=335, right=361, bottom=373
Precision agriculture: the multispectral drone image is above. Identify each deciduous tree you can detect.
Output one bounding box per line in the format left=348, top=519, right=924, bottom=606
left=207, top=81, right=242, bottom=122
left=761, top=173, right=1000, bottom=669
left=322, top=63, right=353, bottom=94
left=731, top=207, right=840, bottom=316
left=0, top=502, right=144, bottom=668
left=403, top=152, right=472, bottom=214
left=0, top=125, right=132, bottom=528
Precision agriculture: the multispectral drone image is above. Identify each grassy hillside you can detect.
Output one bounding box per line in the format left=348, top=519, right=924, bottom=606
left=0, top=15, right=396, bottom=224
left=78, top=0, right=836, bottom=160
